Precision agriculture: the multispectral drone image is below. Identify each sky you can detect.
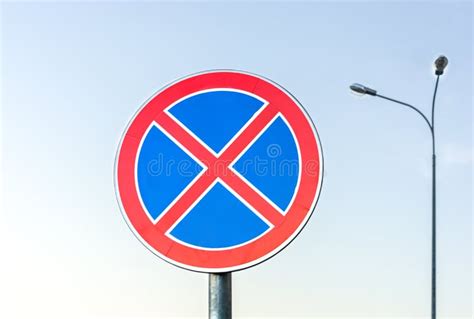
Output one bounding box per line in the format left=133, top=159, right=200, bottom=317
left=0, top=1, right=472, bottom=318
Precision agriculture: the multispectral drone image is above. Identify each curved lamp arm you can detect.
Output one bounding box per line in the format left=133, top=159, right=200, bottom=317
left=374, top=93, right=433, bottom=134
left=374, top=75, right=440, bottom=154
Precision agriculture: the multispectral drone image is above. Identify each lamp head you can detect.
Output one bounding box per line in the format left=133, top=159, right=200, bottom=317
left=434, top=55, right=448, bottom=75
left=350, top=83, right=377, bottom=96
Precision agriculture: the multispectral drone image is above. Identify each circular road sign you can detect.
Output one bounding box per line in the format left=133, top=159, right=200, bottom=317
left=115, top=70, right=323, bottom=273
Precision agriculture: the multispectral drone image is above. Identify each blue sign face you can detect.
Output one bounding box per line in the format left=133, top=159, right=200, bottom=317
left=136, top=89, right=299, bottom=250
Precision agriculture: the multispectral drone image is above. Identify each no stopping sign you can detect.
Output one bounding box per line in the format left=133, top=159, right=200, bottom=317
left=115, top=70, right=323, bottom=272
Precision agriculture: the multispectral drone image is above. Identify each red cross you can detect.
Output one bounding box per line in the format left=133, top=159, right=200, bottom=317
left=153, top=103, right=285, bottom=233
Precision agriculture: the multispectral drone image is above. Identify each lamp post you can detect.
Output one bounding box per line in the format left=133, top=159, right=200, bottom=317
left=350, top=56, right=448, bottom=319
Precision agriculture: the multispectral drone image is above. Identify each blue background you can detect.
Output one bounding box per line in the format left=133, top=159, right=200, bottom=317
left=1, top=2, right=471, bottom=318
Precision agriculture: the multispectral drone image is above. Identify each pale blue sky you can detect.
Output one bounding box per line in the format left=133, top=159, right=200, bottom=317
left=0, top=1, right=472, bottom=318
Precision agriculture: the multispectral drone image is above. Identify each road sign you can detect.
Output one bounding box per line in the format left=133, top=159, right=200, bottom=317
left=115, top=70, right=323, bottom=272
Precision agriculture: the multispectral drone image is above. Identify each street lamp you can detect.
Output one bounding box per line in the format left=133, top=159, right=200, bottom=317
left=350, top=55, right=448, bottom=319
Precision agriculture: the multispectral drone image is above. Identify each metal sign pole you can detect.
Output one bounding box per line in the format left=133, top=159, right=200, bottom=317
left=209, top=273, right=232, bottom=319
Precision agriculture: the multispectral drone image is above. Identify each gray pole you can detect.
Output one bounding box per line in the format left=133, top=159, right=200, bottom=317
left=209, top=273, right=232, bottom=319
left=430, top=74, right=439, bottom=319
left=431, top=153, right=436, bottom=319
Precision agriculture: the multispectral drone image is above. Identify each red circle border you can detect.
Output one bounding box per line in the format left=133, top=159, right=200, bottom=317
left=115, top=70, right=323, bottom=272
